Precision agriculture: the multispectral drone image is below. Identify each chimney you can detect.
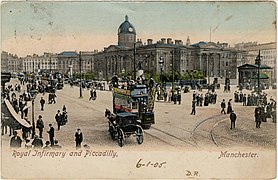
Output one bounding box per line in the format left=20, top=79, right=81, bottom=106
left=161, top=38, right=166, bottom=44
left=175, top=40, right=183, bottom=45
left=147, top=39, right=153, bottom=45
left=167, top=38, right=172, bottom=44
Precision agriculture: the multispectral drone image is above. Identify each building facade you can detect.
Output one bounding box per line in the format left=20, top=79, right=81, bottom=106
left=57, top=51, right=95, bottom=77
left=22, top=53, right=58, bottom=73
left=1, top=51, right=22, bottom=73
left=94, top=15, right=242, bottom=84
left=235, top=42, right=276, bottom=83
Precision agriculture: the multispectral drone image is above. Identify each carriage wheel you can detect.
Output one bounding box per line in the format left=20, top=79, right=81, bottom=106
left=136, top=127, right=144, bottom=144
left=118, top=129, right=124, bottom=147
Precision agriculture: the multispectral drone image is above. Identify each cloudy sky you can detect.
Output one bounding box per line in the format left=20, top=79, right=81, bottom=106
left=1, top=1, right=276, bottom=57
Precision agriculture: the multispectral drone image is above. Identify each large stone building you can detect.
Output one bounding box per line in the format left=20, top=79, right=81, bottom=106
left=1, top=51, right=23, bottom=73
left=57, top=51, right=95, bottom=77
left=235, top=42, right=276, bottom=83
left=22, top=53, right=58, bottom=73
left=94, top=15, right=243, bottom=84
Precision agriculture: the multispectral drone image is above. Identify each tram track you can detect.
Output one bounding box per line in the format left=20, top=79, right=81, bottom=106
left=148, top=126, right=197, bottom=147
left=192, top=114, right=228, bottom=147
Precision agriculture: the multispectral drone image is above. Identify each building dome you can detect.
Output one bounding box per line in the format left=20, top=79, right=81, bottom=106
left=118, top=15, right=136, bottom=35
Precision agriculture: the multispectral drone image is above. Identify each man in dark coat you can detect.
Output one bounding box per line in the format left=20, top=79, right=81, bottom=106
left=36, top=115, right=44, bottom=138
left=221, top=99, right=226, bottom=114
left=32, top=135, right=43, bottom=148
left=190, top=100, right=196, bottom=115
left=227, top=99, right=233, bottom=114
left=55, top=110, right=62, bottom=130
left=10, top=131, right=22, bottom=148
left=177, top=92, right=181, bottom=105
left=255, top=106, right=261, bottom=128
left=40, top=97, right=46, bottom=111
left=230, top=111, right=237, bottom=129
left=47, top=124, right=55, bottom=146
left=75, top=128, right=83, bottom=149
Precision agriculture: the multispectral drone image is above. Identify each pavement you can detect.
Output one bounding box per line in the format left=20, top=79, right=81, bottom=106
left=1, top=78, right=276, bottom=151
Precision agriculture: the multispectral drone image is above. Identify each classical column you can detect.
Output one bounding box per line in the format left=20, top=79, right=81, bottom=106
left=206, top=53, right=210, bottom=84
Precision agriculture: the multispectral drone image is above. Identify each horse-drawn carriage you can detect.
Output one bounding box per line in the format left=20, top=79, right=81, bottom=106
left=105, top=109, right=144, bottom=147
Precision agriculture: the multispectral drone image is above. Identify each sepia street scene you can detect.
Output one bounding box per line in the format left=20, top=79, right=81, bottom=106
left=1, top=1, right=276, bottom=179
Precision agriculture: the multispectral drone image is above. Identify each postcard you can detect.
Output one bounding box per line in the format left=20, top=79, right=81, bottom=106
left=1, top=1, right=276, bottom=179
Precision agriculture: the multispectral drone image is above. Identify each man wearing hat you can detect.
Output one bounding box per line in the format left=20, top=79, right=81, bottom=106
left=230, top=110, right=237, bottom=129
left=47, top=124, right=55, bottom=146
left=75, top=128, right=83, bottom=149
left=36, top=115, right=44, bottom=138
left=32, top=135, right=43, bottom=148
left=221, top=99, right=226, bottom=114
left=10, top=131, right=22, bottom=148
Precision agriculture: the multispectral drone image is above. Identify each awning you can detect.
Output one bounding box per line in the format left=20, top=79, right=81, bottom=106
left=2, top=99, right=32, bottom=129
left=252, top=73, right=269, bottom=79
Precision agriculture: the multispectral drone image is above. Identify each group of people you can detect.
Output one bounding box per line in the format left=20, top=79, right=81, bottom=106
left=190, top=90, right=218, bottom=115
left=234, top=91, right=268, bottom=107
left=10, top=129, right=62, bottom=149
left=10, top=126, right=83, bottom=150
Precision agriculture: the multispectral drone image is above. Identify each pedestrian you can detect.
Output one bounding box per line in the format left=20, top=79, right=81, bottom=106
left=52, top=93, right=57, bottom=104
left=177, top=92, right=181, bottom=104
left=62, top=105, right=67, bottom=112
left=190, top=100, right=196, bottom=115
left=255, top=106, right=261, bottom=128
left=221, top=99, right=226, bottom=114
left=47, top=124, right=55, bottom=146
left=10, top=131, right=22, bottom=148
left=36, top=115, right=44, bottom=138
left=200, top=94, right=203, bottom=107
left=1, top=113, right=8, bottom=135
left=75, top=128, right=83, bottom=149
left=22, top=101, right=28, bottom=118
left=55, top=110, right=62, bottom=130
left=227, top=99, right=233, bottom=114
left=230, top=111, right=237, bottom=129
left=93, top=89, right=97, bottom=100
left=163, top=91, right=167, bottom=102
left=32, top=135, right=43, bottom=148
left=243, top=94, right=247, bottom=106
left=89, top=89, right=94, bottom=100
left=40, top=97, right=46, bottom=111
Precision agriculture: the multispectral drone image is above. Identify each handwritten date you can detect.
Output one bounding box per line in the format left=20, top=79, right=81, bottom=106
left=136, top=158, right=166, bottom=168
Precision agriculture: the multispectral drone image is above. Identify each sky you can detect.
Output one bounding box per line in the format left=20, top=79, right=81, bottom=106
left=1, top=1, right=276, bottom=57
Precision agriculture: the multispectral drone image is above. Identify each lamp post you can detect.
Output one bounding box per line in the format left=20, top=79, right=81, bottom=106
left=171, top=50, right=175, bottom=99
left=158, top=57, right=164, bottom=84
left=133, top=43, right=136, bottom=80
left=255, top=50, right=261, bottom=93
left=30, top=90, right=37, bottom=139
left=79, top=51, right=83, bottom=98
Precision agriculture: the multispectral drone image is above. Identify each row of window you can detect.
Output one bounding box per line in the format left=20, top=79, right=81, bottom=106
left=262, top=55, right=275, bottom=59
left=262, top=50, right=275, bottom=55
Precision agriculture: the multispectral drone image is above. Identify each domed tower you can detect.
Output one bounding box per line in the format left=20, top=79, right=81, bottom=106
left=118, top=15, right=136, bottom=48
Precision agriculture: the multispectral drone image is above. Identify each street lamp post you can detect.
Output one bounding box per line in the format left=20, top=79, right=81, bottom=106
left=30, top=90, right=37, bottom=139
left=171, top=50, right=175, bottom=99
left=159, top=57, right=164, bottom=84
left=255, top=50, right=261, bottom=93
left=79, top=51, right=83, bottom=98
left=133, top=43, right=137, bottom=80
